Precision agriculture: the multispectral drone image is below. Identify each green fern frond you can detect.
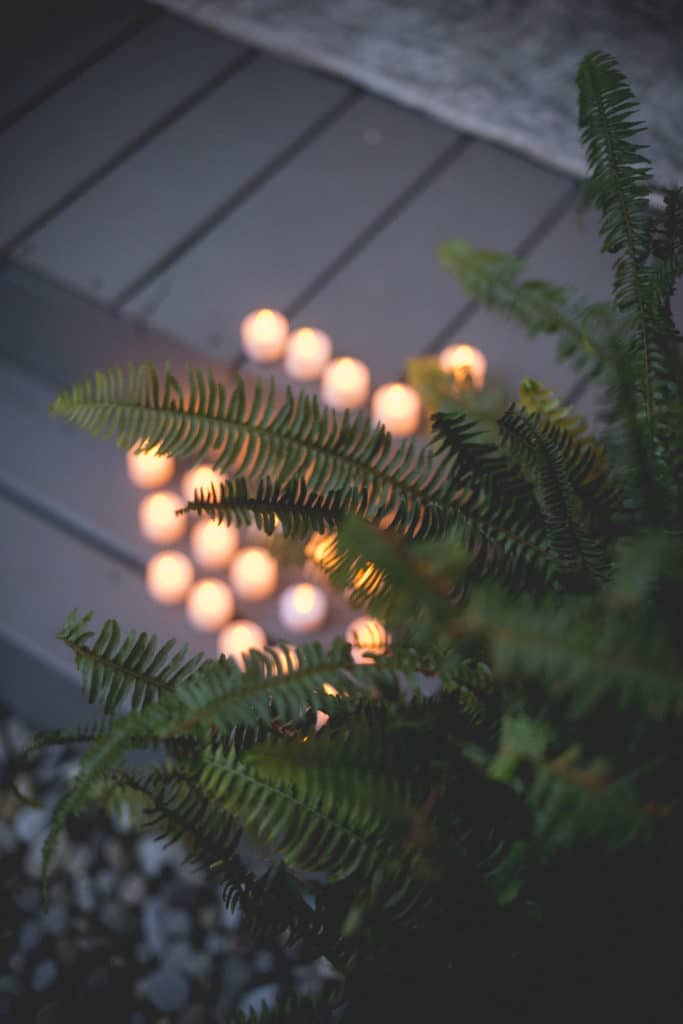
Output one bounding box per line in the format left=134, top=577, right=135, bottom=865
left=430, top=410, right=559, bottom=590
left=18, top=717, right=115, bottom=757
left=529, top=747, right=652, bottom=854
left=577, top=50, right=655, bottom=427
left=468, top=585, right=682, bottom=719
left=58, top=609, right=207, bottom=714
left=438, top=238, right=614, bottom=374
left=182, top=475, right=368, bottom=541
left=498, top=405, right=612, bottom=587
left=519, top=378, right=600, bottom=448
left=200, top=739, right=423, bottom=886
left=226, top=988, right=342, bottom=1024
left=518, top=379, right=623, bottom=526
left=50, top=364, right=459, bottom=542
left=155, top=641, right=365, bottom=741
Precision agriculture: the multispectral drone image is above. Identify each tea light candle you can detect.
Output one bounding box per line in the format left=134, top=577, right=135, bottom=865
left=229, top=546, right=279, bottom=602
left=438, top=343, right=488, bottom=389
left=320, top=357, right=371, bottom=410
left=277, top=583, right=329, bottom=634
left=185, top=578, right=235, bottom=633
left=284, top=327, right=333, bottom=381
left=146, top=551, right=195, bottom=606
left=217, top=619, right=268, bottom=668
left=138, top=490, right=186, bottom=545
left=126, top=441, right=175, bottom=489
left=370, top=382, right=422, bottom=437
left=190, top=519, right=240, bottom=570
left=345, top=615, right=391, bottom=665
left=181, top=465, right=224, bottom=503
left=240, top=308, right=289, bottom=363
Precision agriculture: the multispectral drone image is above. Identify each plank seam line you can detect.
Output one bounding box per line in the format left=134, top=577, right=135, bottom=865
left=285, top=135, right=473, bottom=321
left=0, top=6, right=162, bottom=136
left=113, top=88, right=362, bottom=310
left=423, top=180, right=580, bottom=355
left=4, top=48, right=259, bottom=255
left=222, top=135, right=473, bottom=377
left=422, top=181, right=591, bottom=405
left=0, top=475, right=144, bottom=578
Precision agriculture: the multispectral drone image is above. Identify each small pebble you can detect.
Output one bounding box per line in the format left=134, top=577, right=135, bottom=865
left=95, top=868, right=117, bottom=895
left=73, top=875, right=96, bottom=912
left=222, top=955, right=252, bottom=994
left=120, top=872, right=147, bottom=905
left=9, top=953, right=25, bottom=973
left=198, top=904, right=217, bottom=930
left=142, top=898, right=166, bottom=956
left=218, top=897, right=241, bottom=930
left=0, top=821, right=15, bottom=852
left=64, top=843, right=94, bottom=877
left=11, top=771, right=36, bottom=801
left=55, top=938, right=77, bottom=967
left=253, top=950, right=275, bottom=974
left=166, top=940, right=211, bottom=977
left=164, top=907, right=191, bottom=937
left=139, top=965, right=191, bottom=1013
left=99, top=900, right=134, bottom=935
left=19, top=920, right=43, bottom=953
left=12, top=884, right=40, bottom=917
left=5, top=717, right=31, bottom=752
left=136, top=835, right=180, bottom=877
left=43, top=903, right=69, bottom=934
left=102, top=836, right=130, bottom=872
left=31, top=958, right=58, bottom=993
left=13, top=806, right=48, bottom=844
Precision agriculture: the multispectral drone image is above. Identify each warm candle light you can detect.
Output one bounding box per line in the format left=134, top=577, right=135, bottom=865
left=348, top=562, right=384, bottom=597
left=438, top=343, right=488, bottom=389
left=190, top=519, right=240, bottom=570
left=126, top=441, right=175, bottom=489
left=370, top=382, right=422, bottom=437
left=181, top=465, right=224, bottom=503
left=228, top=546, right=279, bottom=602
left=138, top=490, right=186, bottom=545
left=284, top=327, right=333, bottom=381
left=320, top=357, right=371, bottom=410
left=240, top=308, right=289, bottom=363
left=277, top=583, right=329, bottom=634
left=305, top=534, right=336, bottom=565
left=146, top=551, right=195, bottom=606
left=315, top=710, right=331, bottom=732
left=242, top=514, right=282, bottom=545
left=345, top=615, right=391, bottom=665
left=217, top=619, right=268, bottom=668
left=185, top=578, right=235, bottom=633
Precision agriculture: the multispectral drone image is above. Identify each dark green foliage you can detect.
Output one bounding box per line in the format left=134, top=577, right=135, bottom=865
left=438, top=236, right=618, bottom=376
left=58, top=609, right=207, bottom=713
left=182, top=475, right=359, bottom=539
left=36, top=50, right=683, bottom=1017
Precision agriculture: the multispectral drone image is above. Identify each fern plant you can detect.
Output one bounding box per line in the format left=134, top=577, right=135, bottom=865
left=25, top=51, right=683, bottom=1019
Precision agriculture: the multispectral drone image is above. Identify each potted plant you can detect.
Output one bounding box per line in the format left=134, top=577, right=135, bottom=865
left=24, top=51, right=682, bottom=1019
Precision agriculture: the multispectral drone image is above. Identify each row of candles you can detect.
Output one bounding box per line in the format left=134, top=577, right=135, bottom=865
left=129, top=451, right=390, bottom=675
left=127, top=308, right=487, bottom=687
left=240, top=307, right=487, bottom=436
